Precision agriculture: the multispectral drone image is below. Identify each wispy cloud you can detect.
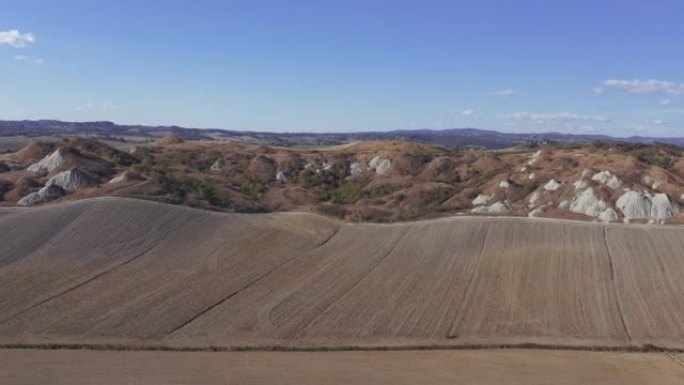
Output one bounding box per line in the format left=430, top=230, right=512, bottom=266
left=644, top=119, right=666, bottom=126
left=659, top=99, right=672, bottom=106
left=488, top=89, right=515, bottom=97
left=600, top=79, right=684, bottom=95
left=76, top=100, right=121, bottom=112
left=14, top=55, right=43, bottom=64
left=0, top=29, right=35, bottom=47
left=431, top=120, right=445, bottom=129
left=461, top=109, right=475, bottom=117
left=102, top=100, right=120, bottom=110
left=504, top=112, right=609, bottom=123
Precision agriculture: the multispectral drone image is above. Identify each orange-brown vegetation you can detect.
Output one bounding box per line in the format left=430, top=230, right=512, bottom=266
left=0, top=137, right=683, bottom=223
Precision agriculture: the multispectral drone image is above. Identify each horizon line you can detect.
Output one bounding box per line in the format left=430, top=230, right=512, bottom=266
left=0, top=118, right=682, bottom=140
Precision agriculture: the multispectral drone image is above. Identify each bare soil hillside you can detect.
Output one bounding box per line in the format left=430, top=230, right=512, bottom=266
left=2, top=198, right=684, bottom=350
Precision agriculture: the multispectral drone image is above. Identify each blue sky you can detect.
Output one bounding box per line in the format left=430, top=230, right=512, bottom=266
left=1, top=0, right=683, bottom=136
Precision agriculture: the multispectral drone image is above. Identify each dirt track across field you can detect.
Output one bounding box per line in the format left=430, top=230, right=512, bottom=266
left=2, top=348, right=684, bottom=385
left=2, top=197, right=684, bottom=350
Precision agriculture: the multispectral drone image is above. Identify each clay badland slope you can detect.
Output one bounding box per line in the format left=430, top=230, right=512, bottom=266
left=3, top=137, right=684, bottom=224
left=1, top=198, right=684, bottom=349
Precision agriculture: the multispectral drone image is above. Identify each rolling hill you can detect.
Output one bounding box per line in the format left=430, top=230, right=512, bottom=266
left=2, top=197, right=684, bottom=350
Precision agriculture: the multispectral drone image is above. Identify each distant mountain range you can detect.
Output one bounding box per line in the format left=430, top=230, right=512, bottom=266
left=1, top=119, right=682, bottom=149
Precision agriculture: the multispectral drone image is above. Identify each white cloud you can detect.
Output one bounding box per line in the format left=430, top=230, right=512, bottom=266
left=488, top=89, right=515, bottom=97
left=601, top=79, right=684, bottom=95
left=504, top=112, right=609, bottom=124
left=76, top=100, right=120, bottom=112
left=461, top=109, right=475, bottom=117
left=14, top=55, right=43, bottom=64
left=75, top=102, right=94, bottom=111
left=102, top=100, right=120, bottom=110
left=431, top=120, right=445, bottom=129
left=593, top=87, right=604, bottom=95
left=0, top=29, right=35, bottom=47
left=659, top=99, right=672, bottom=106
left=645, top=119, right=666, bottom=126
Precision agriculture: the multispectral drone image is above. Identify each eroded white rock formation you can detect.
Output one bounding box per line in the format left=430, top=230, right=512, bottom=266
left=526, top=150, right=542, bottom=166
left=528, top=190, right=541, bottom=206
left=598, top=208, right=618, bottom=223
left=570, top=188, right=607, bottom=217
left=472, top=193, right=492, bottom=206
left=210, top=159, right=222, bottom=172
left=573, top=180, right=588, bottom=191
left=528, top=207, right=544, bottom=218
left=350, top=162, right=364, bottom=176
left=46, top=169, right=91, bottom=191
left=616, top=191, right=678, bottom=223
left=471, top=201, right=511, bottom=214
left=368, top=156, right=391, bottom=175
left=543, top=179, right=562, bottom=192
left=27, top=149, right=66, bottom=173
left=17, top=185, right=65, bottom=207
left=276, top=170, right=288, bottom=183
left=591, top=171, right=621, bottom=189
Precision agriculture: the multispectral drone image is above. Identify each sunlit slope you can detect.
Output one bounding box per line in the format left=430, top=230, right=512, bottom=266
left=607, top=227, right=684, bottom=343
left=0, top=198, right=338, bottom=339
left=1, top=198, right=684, bottom=348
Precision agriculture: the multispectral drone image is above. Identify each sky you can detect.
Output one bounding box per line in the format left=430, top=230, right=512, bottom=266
left=0, top=0, right=683, bottom=136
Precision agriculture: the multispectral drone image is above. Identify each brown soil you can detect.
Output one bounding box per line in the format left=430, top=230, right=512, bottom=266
left=1, top=349, right=683, bottom=385
left=2, top=198, right=684, bottom=350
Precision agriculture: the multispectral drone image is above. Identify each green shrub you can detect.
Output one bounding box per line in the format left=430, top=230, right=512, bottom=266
left=522, top=180, right=539, bottom=194
left=316, top=203, right=348, bottom=219
left=234, top=178, right=267, bottom=200
left=332, top=181, right=366, bottom=204
left=198, top=183, right=230, bottom=206
left=637, top=154, right=672, bottom=169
